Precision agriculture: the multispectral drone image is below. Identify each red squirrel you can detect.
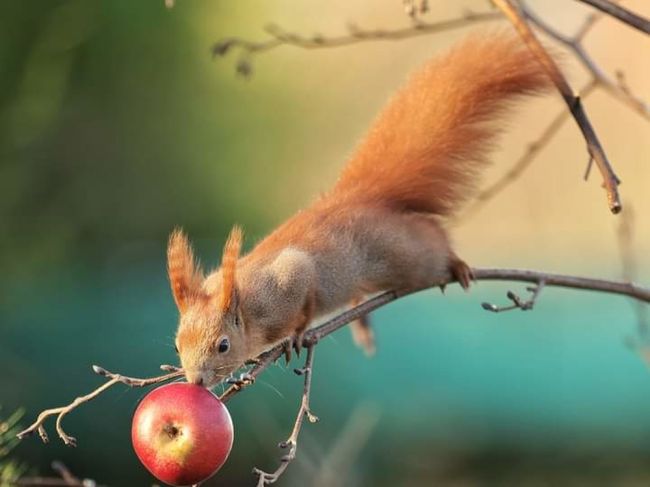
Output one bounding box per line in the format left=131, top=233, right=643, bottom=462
left=168, top=32, right=552, bottom=387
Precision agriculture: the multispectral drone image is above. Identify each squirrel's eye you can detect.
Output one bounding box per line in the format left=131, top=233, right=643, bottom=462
left=174, top=345, right=179, bottom=354
left=218, top=337, right=230, bottom=354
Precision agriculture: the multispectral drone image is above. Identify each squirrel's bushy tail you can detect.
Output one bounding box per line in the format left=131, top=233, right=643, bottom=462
left=331, top=32, right=552, bottom=217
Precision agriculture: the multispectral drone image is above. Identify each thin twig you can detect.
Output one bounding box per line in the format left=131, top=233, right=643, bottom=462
left=16, top=365, right=183, bottom=446
left=459, top=3, right=649, bottom=220
left=492, top=0, right=622, bottom=213
left=16, top=480, right=83, bottom=487
left=212, top=10, right=502, bottom=76
left=51, top=462, right=80, bottom=485
left=574, top=0, right=650, bottom=34
left=15, top=479, right=92, bottom=487
left=521, top=1, right=650, bottom=121
left=16, top=461, right=104, bottom=487
left=482, top=280, right=546, bottom=312
left=253, top=343, right=318, bottom=486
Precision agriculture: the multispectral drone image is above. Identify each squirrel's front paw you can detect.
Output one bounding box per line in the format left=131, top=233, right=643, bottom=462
left=281, top=331, right=305, bottom=364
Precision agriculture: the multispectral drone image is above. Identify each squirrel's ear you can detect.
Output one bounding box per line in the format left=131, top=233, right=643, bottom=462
left=167, top=228, right=202, bottom=313
left=218, top=225, right=243, bottom=313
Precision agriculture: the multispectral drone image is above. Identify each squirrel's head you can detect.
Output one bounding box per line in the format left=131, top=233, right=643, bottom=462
left=168, top=227, right=248, bottom=388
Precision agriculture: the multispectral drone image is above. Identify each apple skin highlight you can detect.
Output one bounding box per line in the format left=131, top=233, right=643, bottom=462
left=132, top=383, right=233, bottom=486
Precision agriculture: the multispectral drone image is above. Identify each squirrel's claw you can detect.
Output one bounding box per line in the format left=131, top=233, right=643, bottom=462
left=449, top=257, right=474, bottom=291
left=281, top=332, right=305, bottom=364
left=293, top=331, right=304, bottom=358
left=282, top=339, right=292, bottom=364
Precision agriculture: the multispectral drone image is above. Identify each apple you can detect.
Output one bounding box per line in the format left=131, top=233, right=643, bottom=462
left=131, top=383, right=233, bottom=486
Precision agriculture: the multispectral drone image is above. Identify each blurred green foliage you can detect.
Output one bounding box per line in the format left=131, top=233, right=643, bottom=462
left=0, top=409, right=26, bottom=487
left=0, top=0, right=300, bottom=280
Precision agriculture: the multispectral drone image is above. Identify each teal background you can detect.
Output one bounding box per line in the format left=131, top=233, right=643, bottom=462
left=1, top=0, right=649, bottom=485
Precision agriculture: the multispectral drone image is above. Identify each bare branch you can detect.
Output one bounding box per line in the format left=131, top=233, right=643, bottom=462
left=459, top=3, right=649, bottom=220
left=17, top=266, right=650, bottom=484
left=253, top=344, right=318, bottom=486
left=16, top=461, right=104, bottom=487
left=521, top=1, right=650, bottom=121
left=216, top=265, right=650, bottom=484
left=212, top=10, right=502, bottom=76
left=492, top=0, right=622, bottom=213
left=574, top=0, right=650, bottom=34
left=482, top=280, right=545, bottom=312
left=212, top=3, right=647, bottom=217
left=51, top=462, right=81, bottom=485
left=16, top=366, right=183, bottom=446
left=220, top=266, right=650, bottom=401
left=19, top=266, right=650, bottom=447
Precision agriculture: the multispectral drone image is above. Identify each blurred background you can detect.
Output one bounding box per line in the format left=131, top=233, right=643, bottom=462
left=1, top=0, right=649, bottom=485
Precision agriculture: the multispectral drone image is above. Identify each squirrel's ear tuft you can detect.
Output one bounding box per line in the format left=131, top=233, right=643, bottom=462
left=167, top=228, right=202, bottom=313
left=219, top=225, right=243, bottom=312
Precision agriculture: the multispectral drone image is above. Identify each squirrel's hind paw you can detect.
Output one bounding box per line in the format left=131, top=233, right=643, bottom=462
left=351, top=316, right=375, bottom=356
left=449, top=257, right=474, bottom=291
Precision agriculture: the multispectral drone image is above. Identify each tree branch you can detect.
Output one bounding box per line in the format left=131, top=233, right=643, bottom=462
left=219, top=266, right=650, bottom=403
left=19, top=267, right=649, bottom=446
left=16, top=461, right=105, bottom=487
left=574, top=0, right=650, bottom=34
left=459, top=3, right=649, bottom=221
left=520, top=1, right=650, bottom=121
left=252, top=344, right=318, bottom=486
left=212, top=10, right=502, bottom=76
left=217, top=265, right=650, bottom=484
left=492, top=0, right=622, bottom=214
left=17, top=267, right=650, bottom=484
left=15, top=366, right=183, bottom=446
left=212, top=5, right=648, bottom=218
left=482, top=280, right=545, bottom=312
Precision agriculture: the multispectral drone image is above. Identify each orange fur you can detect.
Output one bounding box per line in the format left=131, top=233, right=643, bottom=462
left=332, top=32, right=551, bottom=216
left=218, top=225, right=243, bottom=312
left=172, top=32, right=555, bottom=387
left=167, top=229, right=203, bottom=312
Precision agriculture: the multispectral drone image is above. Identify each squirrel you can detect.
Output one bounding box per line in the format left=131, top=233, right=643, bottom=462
left=168, top=32, right=552, bottom=387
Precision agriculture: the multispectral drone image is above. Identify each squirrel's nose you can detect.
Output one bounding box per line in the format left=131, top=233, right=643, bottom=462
left=185, top=371, right=205, bottom=387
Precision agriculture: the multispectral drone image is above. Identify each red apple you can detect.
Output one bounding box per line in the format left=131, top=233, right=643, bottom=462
left=131, top=383, right=233, bottom=486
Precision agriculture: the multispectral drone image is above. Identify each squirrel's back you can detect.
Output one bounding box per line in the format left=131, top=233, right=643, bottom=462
left=330, top=31, right=552, bottom=217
